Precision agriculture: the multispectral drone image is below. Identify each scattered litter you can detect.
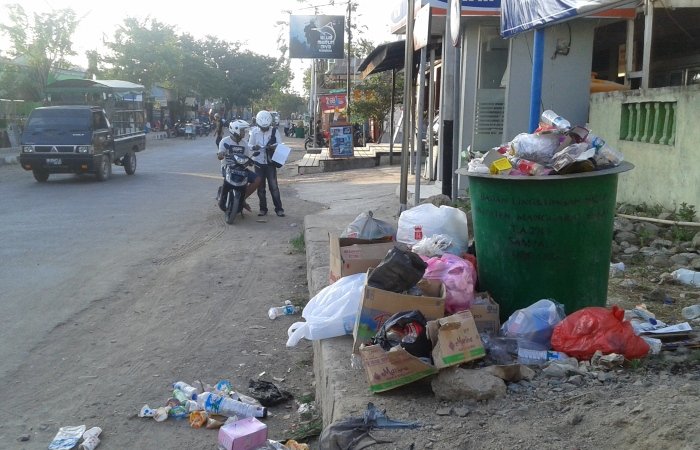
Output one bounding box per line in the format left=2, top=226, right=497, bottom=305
left=77, top=427, right=102, bottom=450
left=248, top=379, right=293, bottom=407
left=319, top=403, right=420, bottom=450
left=48, top=425, right=85, bottom=450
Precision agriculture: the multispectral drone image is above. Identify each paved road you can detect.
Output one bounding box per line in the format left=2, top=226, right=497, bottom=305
left=0, top=135, right=226, bottom=380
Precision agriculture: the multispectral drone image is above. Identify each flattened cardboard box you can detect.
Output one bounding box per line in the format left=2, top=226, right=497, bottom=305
left=329, top=233, right=395, bottom=283
left=360, top=311, right=485, bottom=393
left=352, top=275, right=446, bottom=353
left=468, top=292, right=500, bottom=335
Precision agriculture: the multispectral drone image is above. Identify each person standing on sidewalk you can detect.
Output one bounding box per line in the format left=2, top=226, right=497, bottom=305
left=248, top=110, right=285, bottom=217
left=213, top=113, right=224, bottom=148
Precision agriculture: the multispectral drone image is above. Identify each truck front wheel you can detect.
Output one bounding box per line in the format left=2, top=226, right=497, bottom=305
left=32, top=169, right=49, bottom=182
left=95, top=155, right=112, bottom=181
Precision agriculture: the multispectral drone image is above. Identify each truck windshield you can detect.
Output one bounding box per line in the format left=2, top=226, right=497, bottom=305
left=25, top=109, right=91, bottom=131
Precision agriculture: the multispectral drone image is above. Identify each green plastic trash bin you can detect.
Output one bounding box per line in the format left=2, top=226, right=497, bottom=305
left=467, top=162, right=633, bottom=322
left=295, top=127, right=305, bottom=138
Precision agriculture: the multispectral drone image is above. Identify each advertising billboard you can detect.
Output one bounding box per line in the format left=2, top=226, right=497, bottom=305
left=501, top=0, right=636, bottom=38
left=289, top=15, right=345, bottom=59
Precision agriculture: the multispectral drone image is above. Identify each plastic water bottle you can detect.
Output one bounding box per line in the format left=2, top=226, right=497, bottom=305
left=268, top=301, right=299, bottom=320
left=173, top=381, right=198, bottom=400
left=682, top=304, right=700, bottom=320
left=541, top=110, right=571, bottom=131
left=673, top=268, right=700, bottom=287
left=197, top=391, right=267, bottom=418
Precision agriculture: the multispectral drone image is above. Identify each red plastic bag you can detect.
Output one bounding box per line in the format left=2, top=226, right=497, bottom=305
left=551, top=306, right=649, bottom=360
left=421, top=253, right=476, bottom=314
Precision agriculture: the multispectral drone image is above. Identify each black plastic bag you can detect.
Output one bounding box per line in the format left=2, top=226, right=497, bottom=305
left=248, top=379, right=293, bottom=406
left=366, top=245, right=427, bottom=293
left=371, top=310, right=431, bottom=359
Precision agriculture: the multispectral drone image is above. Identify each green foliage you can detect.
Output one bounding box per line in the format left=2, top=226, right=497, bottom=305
left=677, top=202, right=697, bottom=222
left=670, top=225, right=695, bottom=243
left=0, top=4, right=79, bottom=99
left=349, top=70, right=403, bottom=138
left=635, top=202, right=664, bottom=218
left=99, top=18, right=288, bottom=116
left=638, top=228, right=653, bottom=247
left=290, top=232, right=305, bottom=254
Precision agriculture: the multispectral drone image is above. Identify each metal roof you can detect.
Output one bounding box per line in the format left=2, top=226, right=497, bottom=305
left=46, top=79, right=145, bottom=91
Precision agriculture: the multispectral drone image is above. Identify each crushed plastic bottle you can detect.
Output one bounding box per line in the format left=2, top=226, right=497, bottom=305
left=672, top=268, right=700, bottom=287
left=682, top=304, right=700, bottom=320
left=173, top=381, right=198, bottom=400
left=268, top=301, right=299, bottom=320
left=541, top=110, right=572, bottom=131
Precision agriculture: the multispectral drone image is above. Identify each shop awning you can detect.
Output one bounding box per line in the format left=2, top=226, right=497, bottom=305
left=357, top=40, right=441, bottom=79
left=357, top=40, right=408, bottom=79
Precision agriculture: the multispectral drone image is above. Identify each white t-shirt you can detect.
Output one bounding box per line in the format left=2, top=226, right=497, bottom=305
left=218, top=135, right=253, bottom=169
left=248, top=126, right=282, bottom=165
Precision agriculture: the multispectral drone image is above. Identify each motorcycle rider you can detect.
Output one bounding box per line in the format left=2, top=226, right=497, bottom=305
left=249, top=110, right=285, bottom=217
left=217, top=119, right=261, bottom=213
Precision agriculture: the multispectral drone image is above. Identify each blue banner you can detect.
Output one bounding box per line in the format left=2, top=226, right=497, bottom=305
left=500, top=0, right=634, bottom=38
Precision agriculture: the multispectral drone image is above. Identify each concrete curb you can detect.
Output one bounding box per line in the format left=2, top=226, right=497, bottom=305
left=301, top=173, right=445, bottom=428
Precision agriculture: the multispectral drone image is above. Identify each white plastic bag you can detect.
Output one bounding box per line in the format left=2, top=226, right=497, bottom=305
left=397, top=204, right=469, bottom=255
left=49, top=425, right=86, bottom=450
left=510, top=132, right=561, bottom=164
left=341, top=211, right=395, bottom=240
left=286, top=273, right=366, bottom=347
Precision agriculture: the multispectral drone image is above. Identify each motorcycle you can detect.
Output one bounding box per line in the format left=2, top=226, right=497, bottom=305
left=304, top=131, right=328, bottom=151
left=217, top=145, right=260, bottom=225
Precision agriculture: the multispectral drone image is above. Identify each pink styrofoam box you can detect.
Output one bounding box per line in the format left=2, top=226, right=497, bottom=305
left=217, top=417, right=268, bottom=450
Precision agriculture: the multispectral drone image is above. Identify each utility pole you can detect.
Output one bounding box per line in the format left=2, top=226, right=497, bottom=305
left=346, top=1, right=352, bottom=116
left=399, top=0, right=415, bottom=212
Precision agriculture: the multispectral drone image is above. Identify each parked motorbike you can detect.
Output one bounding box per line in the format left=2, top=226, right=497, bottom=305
left=304, top=131, right=328, bottom=151
left=197, top=122, right=212, bottom=137
left=284, top=124, right=297, bottom=137
left=217, top=145, right=260, bottom=225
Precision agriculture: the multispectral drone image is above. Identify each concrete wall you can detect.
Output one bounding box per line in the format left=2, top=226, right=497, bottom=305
left=503, top=21, right=596, bottom=141
left=588, top=85, right=700, bottom=210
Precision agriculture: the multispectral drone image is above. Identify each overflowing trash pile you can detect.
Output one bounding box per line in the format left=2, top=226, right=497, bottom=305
left=467, top=110, right=625, bottom=176
left=285, top=207, right=698, bottom=399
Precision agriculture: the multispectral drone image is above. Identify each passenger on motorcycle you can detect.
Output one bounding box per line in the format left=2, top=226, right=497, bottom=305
left=217, top=119, right=261, bottom=213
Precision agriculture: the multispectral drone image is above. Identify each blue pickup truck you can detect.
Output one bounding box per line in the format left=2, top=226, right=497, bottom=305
left=19, top=105, right=146, bottom=182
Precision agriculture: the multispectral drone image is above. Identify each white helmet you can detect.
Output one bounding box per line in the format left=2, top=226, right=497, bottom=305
left=255, top=110, right=273, bottom=129
left=228, top=119, right=249, bottom=140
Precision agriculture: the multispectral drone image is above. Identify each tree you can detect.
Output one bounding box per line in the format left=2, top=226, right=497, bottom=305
left=102, top=18, right=182, bottom=91
left=350, top=69, right=403, bottom=139
left=0, top=4, right=80, bottom=99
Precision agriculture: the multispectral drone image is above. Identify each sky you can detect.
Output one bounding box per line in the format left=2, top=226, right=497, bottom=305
left=0, top=0, right=399, bottom=94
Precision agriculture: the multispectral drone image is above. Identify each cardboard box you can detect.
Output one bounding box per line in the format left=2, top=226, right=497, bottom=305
left=352, top=275, right=446, bottom=353
left=360, top=311, right=485, bottom=392
left=329, top=233, right=395, bottom=282
left=468, top=292, right=501, bottom=335
left=427, top=310, right=486, bottom=369
left=360, top=344, right=438, bottom=393
left=218, top=417, right=268, bottom=450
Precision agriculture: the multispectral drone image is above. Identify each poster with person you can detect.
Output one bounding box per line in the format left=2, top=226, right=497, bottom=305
left=289, top=15, right=345, bottom=59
